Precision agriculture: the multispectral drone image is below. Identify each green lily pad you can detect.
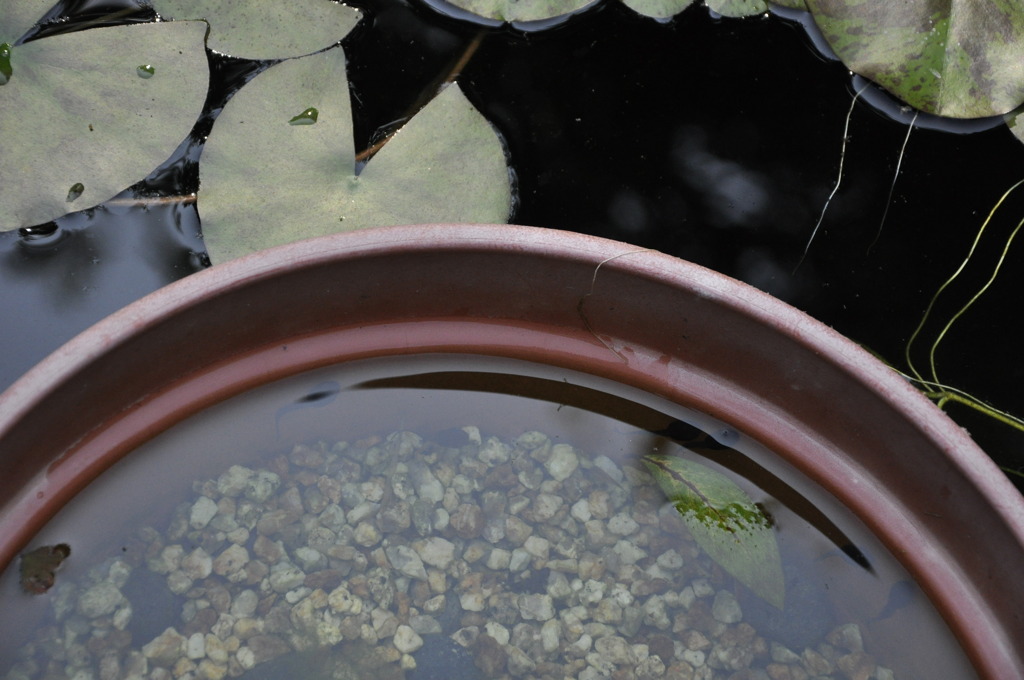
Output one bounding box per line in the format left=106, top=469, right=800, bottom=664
left=806, top=0, right=1024, bottom=118
left=153, top=0, right=362, bottom=59
left=768, top=0, right=806, bottom=10
left=0, top=14, right=209, bottom=229
left=707, top=0, right=768, bottom=18
left=645, top=454, right=785, bottom=609
left=620, top=0, right=695, bottom=20
left=198, top=47, right=512, bottom=264
left=432, top=0, right=596, bottom=23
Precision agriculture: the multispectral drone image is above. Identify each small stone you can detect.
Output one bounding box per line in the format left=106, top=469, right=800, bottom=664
left=523, top=535, right=550, bottom=561
left=474, top=633, right=508, bottom=675
left=414, top=537, right=456, bottom=569
left=230, top=589, right=259, bottom=618
left=181, top=547, right=214, bottom=580
left=143, top=628, right=187, bottom=667
left=827, top=623, right=864, bottom=653
left=451, top=504, right=485, bottom=539
left=608, top=512, right=640, bottom=536
left=460, top=591, right=486, bottom=612
left=528, top=493, right=563, bottom=522
left=186, top=633, right=206, bottom=660
left=594, top=598, right=623, bottom=624
left=393, top=625, right=423, bottom=654
left=385, top=545, right=428, bottom=580
left=212, top=544, right=249, bottom=576
left=327, top=586, right=364, bottom=614
left=505, top=516, right=533, bottom=545
left=77, top=581, right=123, bottom=618
left=636, top=655, right=667, bottom=680
left=593, top=455, right=624, bottom=483
left=166, top=570, right=193, bottom=594
left=148, top=544, right=185, bottom=574
left=353, top=520, right=382, bottom=547
left=571, top=499, right=592, bottom=522
left=544, top=444, right=579, bottom=481
left=486, top=548, right=511, bottom=570
left=595, top=635, right=636, bottom=665
left=519, top=593, right=555, bottom=621
left=247, top=635, right=291, bottom=664
left=217, top=466, right=255, bottom=497
left=244, top=470, right=281, bottom=503
left=478, top=437, right=511, bottom=465
left=837, top=651, right=876, bottom=680
left=540, top=619, right=561, bottom=653
left=267, top=562, right=305, bottom=593
left=711, top=591, right=743, bottom=624
left=483, top=622, right=510, bottom=646
left=612, top=539, right=647, bottom=564
left=190, top=496, right=219, bottom=529
left=506, top=646, right=537, bottom=676
left=509, top=548, right=531, bottom=571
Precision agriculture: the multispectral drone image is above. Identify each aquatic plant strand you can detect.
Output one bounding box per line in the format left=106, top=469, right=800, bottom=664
left=898, top=178, right=1024, bottom=455
left=868, top=110, right=918, bottom=254
left=795, top=84, right=867, bottom=271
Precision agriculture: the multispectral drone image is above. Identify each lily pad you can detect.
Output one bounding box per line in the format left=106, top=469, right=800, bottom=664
left=429, top=0, right=596, bottom=23
left=805, top=0, right=1024, bottom=118
left=198, top=47, right=512, bottom=264
left=620, top=0, right=695, bottom=20
left=153, top=0, right=362, bottom=59
left=707, top=0, right=768, bottom=18
left=645, top=454, right=785, bottom=609
left=0, top=14, right=209, bottom=229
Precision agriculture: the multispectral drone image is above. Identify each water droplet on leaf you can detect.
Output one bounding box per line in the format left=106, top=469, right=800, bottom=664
left=288, top=107, right=319, bottom=125
left=67, top=182, right=85, bottom=202
left=0, top=43, right=12, bottom=85
left=136, top=64, right=155, bottom=79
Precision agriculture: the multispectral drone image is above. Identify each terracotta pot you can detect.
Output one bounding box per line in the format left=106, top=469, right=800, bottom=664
left=1, top=224, right=1022, bottom=677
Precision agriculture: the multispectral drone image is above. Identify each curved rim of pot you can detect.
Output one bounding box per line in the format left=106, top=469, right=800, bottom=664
left=1, top=223, right=1023, bottom=677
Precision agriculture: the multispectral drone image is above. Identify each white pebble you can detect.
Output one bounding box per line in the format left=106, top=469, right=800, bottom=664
left=190, top=496, right=219, bottom=529
left=393, top=625, right=424, bottom=654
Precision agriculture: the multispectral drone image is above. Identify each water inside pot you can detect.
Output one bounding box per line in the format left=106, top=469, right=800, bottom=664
left=0, top=355, right=976, bottom=680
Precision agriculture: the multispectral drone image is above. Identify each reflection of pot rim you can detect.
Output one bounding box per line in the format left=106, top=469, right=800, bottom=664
left=0, top=223, right=1022, bottom=677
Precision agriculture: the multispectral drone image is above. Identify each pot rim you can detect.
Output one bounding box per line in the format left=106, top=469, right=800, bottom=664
left=1, top=223, right=1022, bottom=676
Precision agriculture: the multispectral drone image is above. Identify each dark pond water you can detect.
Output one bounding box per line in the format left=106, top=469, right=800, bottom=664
left=2, top=0, right=1024, bottom=489
left=0, top=355, right=977, bottom=679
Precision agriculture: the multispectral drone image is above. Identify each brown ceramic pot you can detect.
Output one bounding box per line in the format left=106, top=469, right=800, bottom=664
left=1, top=224, right=1022, bottom=677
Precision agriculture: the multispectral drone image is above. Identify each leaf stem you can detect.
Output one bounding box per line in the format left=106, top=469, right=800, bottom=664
left=355, top=30, right=485, bottom=163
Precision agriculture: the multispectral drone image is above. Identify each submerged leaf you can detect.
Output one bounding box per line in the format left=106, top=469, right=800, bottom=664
left=805, top=0, right=1024, bottom=118
left=645, top=454, right=785, bottom=609
left=0, top=20, right=209, bottom=229
left=19, top=543, right=71, bottom=594
left=153, top=0, right=362, bottom=59
left=198, top=47, right=511, bottom=263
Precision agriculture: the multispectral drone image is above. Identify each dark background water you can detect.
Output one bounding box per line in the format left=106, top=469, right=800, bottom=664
left=3, top=0, right=1023, bottom=488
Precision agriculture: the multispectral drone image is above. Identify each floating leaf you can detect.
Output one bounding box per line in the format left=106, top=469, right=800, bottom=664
left=0, top=18, right=209, bottom=229
left=620, top=0, right=695, bottom=20
left=706, top=0, right=768, bottom=18
left=645, top=454, right=785, bottom=609
left=19, top=543, right=71, bottom=594
left=198, top=47, right=512, bottom=263
left=805, top=0, right=1024, bottom=118
left=431, top=0, right=596, bottom=23
left=767, top=0, right=806, bottom=9
left=153, top=0, right=362, bottom=59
